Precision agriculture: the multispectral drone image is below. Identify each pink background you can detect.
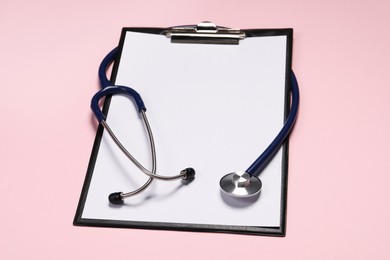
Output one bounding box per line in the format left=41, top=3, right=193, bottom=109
left=1, top=0, right=390, bottom=259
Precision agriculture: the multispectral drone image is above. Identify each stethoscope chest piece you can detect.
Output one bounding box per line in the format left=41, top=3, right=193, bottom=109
left=219, top=171, right=262, bottom=198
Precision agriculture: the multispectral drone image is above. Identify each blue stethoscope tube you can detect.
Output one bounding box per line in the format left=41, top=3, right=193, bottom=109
left=92, top=46, right=299, bottom=201
left=246, top=71, right=299, bottom=176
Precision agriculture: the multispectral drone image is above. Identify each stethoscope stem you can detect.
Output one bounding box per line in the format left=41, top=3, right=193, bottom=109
left=101, top=111, right=187, bottom=181
left=245, top=72, right=299, bottom=176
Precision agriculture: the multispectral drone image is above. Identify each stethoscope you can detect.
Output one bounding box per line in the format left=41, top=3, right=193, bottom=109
left=91, top=47, right=299, bottom=204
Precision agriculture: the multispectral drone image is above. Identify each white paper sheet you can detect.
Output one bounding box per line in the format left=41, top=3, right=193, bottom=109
left=82, top=31, right=287, bottom=227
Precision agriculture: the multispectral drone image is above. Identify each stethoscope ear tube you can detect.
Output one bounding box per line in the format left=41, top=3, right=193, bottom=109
left=91, top=85, right=146, bottom=122
left=90, top=85, right=195, bottom=204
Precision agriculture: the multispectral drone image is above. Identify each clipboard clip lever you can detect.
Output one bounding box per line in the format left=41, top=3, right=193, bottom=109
left=165, top=21, right=246, bottom=45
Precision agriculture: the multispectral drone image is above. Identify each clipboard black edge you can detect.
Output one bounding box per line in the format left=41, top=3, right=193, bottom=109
left=74, top=26, right=293, bottom=237
left=75, top=217, right=285, bottom=237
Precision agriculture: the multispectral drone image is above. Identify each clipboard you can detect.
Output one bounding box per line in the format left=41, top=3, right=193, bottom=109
left=74, top=22, right=294, bottom=236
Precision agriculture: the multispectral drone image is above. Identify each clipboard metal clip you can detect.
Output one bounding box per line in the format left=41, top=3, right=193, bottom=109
left=165, top=21, right=246, bottom=45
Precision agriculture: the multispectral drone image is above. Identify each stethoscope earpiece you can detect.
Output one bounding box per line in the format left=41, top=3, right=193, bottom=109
left=220, top=172, right=262, bottom=198
left=181, top=168, right=196, bottom=180
left=108, top=192, right=124, bottom=205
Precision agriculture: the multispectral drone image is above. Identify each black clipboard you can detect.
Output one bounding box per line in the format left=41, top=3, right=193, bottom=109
left=74, top=22, right=293, bottom=236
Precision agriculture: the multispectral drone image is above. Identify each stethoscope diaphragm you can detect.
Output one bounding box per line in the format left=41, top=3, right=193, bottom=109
left=219, top=171, right=262, bottom=198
